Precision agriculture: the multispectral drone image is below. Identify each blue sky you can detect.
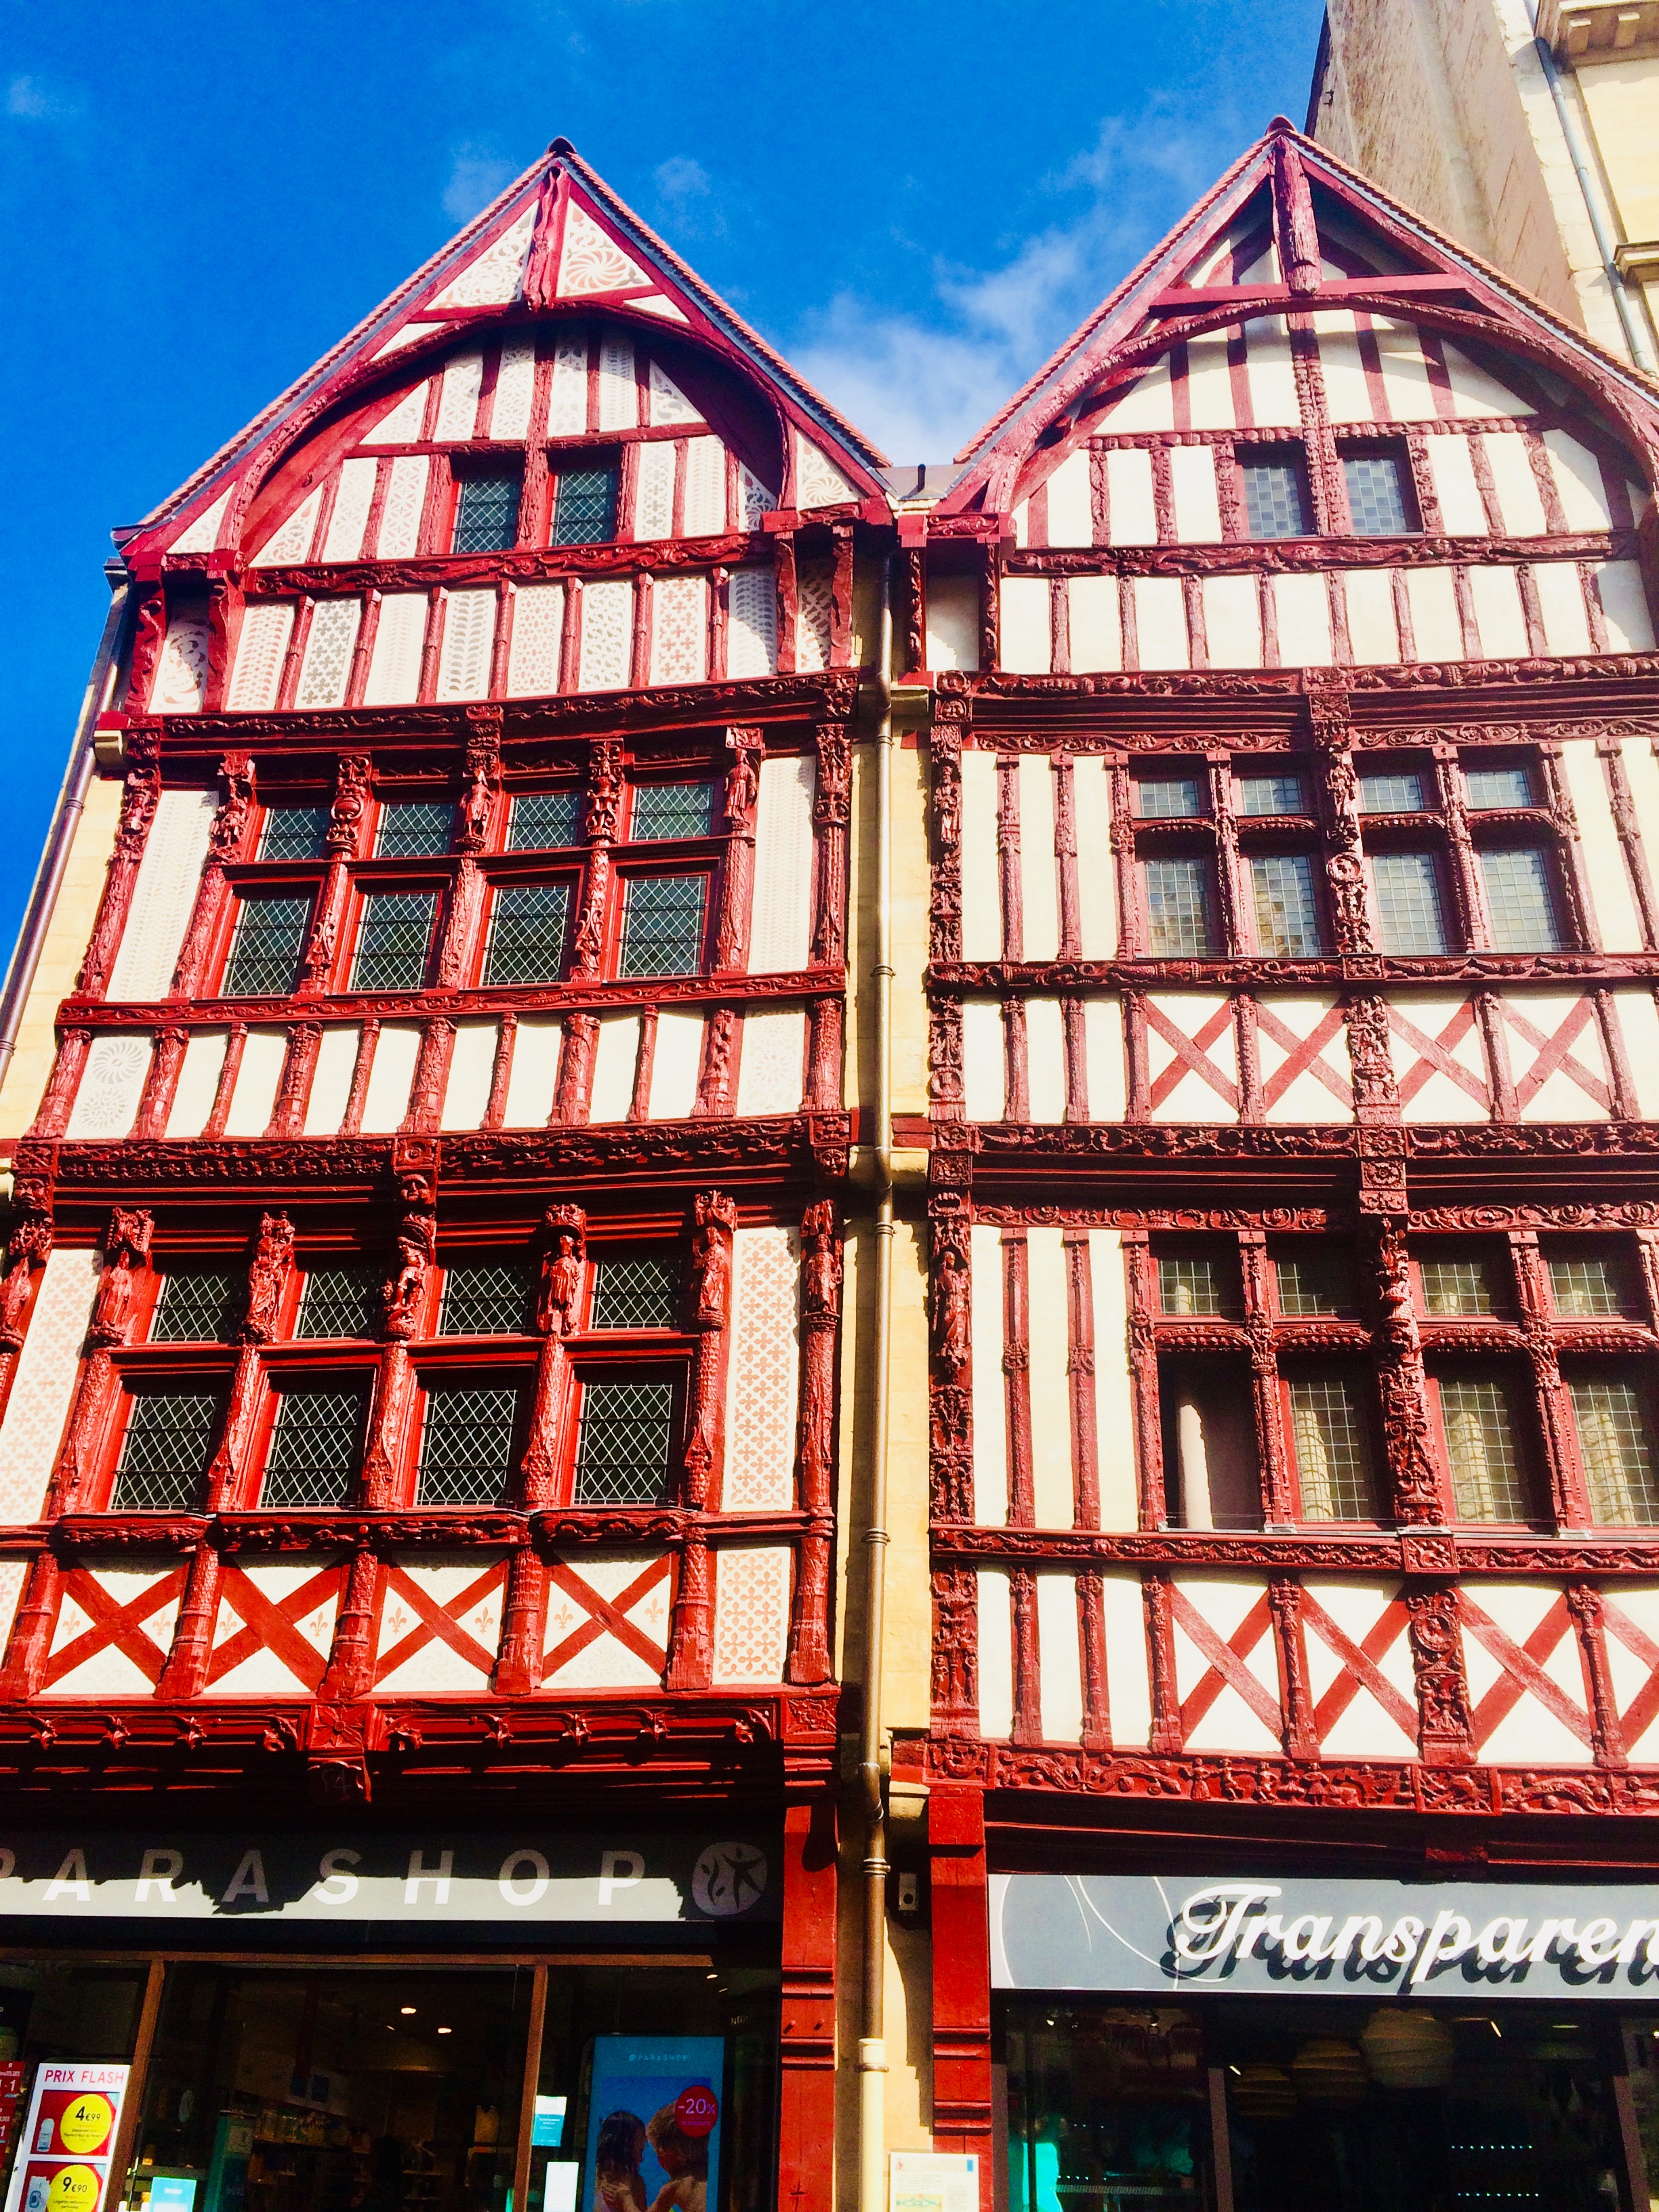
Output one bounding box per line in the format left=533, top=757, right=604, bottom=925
left=0, top=0, right=1323, bottom=958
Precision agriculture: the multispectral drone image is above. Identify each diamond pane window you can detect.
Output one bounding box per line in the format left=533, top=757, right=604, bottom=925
left=631, top=783, right=715, bottom=840
left=1241, top=453, right=1311, bottom=537
left=417, top=1384, right=520, bottom=1506
left=351, top=890, right=436, bottom=991
left=592, top=1256, right=681, bottom=1330
left=150, top=1270, right=242, bottom=1344
left=298, top=1266, right=382, bottom=1340
left=510, top=791, right=583, bottom=850
left=1274, top=1254, right=1349, bottom=1317
left=619, top=874, right=707, bottom=978
left=1440, top=1375, right=1528, bottom=1521
left=1465, top=764, right=1535, bottom=810
left=1158, top=1254, right=1232, bottom=1317
left=1549, top=1254, right=1626, bottom=1317
left=224, top=894, right=310, bottom=998
left=1343, top=452, right=1414, bottom=535
left=1134, top=777, right=1204, bottom=821
left=552, top=465, right=618, bottom=546
left=1248, top=853, right=1323, bottom=956
left=1372, top=852, right=1449, bottom=954
left=260, top=1385, right=367, bottom=1510
left=452, top=472, right=521, bottom=554
left=1479, top=848, right=1562, bottom=952
left=484, top=882, right=569, bottom=987
left=1419, top=1256, right=1496, bottom=1317
left=1143, top=857, right=1215, bottom=956
left=1359, top=771, right=1428, bottom=813
left=376, top=802, right=453, bottom=859
left=573, top=1377, right=676, bottom=1504
left=1574, top=1377, right=1659, bottom=1525
left=440, top=1263, right=532, bottom=1336
left=112, top=1389, right=222, bottom=1513
left=260, top=804, right=331, bottom=861
left=1289, top=1375, right=1378, bottom=1519
left=1237, top=774, right=1307, bottom=817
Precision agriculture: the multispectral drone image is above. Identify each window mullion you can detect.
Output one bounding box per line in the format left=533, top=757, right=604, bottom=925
left=1509, top=1229, right=1593, bottom=1530
left=1240, top=1232, right=1293, bottom=1527
left=1434, top=747, right=1485, bottom=951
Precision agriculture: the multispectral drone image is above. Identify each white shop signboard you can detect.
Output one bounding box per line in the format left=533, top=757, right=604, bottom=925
left=991, top=1873, right=1659, bottom=2000
left=0, top=1834, right=773, bottom=1925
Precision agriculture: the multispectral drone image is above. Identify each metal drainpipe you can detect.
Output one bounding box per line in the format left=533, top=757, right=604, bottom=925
left=859, top=554, right=895, bottom=2212
left=0, top=563, right=132, bottom=1086
left=1521, top=2, right=1658, bottom=373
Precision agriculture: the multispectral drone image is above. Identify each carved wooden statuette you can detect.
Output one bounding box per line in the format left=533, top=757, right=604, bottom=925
left=669, top=1191, right=737, bottom=1691
left=242, top=1212, right=295, bottom=1344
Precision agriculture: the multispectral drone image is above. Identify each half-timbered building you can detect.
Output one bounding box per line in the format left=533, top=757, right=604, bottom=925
left=896, top=119, right=1659, bottom=2210
left=8, top=105, right=1659, bottom=2212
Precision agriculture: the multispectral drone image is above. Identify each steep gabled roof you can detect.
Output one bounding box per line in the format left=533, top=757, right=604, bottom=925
left=125, top=138, right=889, bottom=556
left=937, top=117, right=1659, bottom=519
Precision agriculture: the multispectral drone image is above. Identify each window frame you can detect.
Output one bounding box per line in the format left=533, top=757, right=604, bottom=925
left=1277, top=1361, right=1387, bottom=1525
left=1235, top=442, right=1315, bottom=541
left=1426, top=1360, right=1543, bottom=1527
left=247, top=1366, right=377, bottom=1514
left=448, top=462, right=525, bottom=556
left=610, top=859, right=717, bottom=981
left=217, top=880, right=318, bottom=1000
left=344, top=878, right=443, bottom=996
left=1337, top=440, right=1421, bottom=537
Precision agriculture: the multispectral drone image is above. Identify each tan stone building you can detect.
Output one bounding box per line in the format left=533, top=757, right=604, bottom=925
left=1309, top=0, right=1659, bottom=372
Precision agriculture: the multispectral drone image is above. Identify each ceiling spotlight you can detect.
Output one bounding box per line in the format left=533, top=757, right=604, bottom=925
left=438, top=2027, right=452, bottom=2036
left=401, top=2007, right=417, bottom=2015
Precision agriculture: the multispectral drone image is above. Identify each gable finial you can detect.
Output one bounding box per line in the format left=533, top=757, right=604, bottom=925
left=1266, top=113, right=1298, bottom=136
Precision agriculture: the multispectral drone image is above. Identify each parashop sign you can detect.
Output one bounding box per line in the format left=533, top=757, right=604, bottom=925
left=991, top=1873, right=1659, bottom=1999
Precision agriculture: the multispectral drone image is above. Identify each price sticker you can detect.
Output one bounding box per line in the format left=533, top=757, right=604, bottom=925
left=54, top=2101, right=115, bottom=2158
left=672, top=2087, right=718, bottom=2139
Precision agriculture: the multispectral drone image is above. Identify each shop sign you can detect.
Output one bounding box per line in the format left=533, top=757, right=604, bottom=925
left=991, top=1873, right=1659, bottom=1999
left=1, top=2065, right=129, bottom=2212
left=0, top=1834, right=774, bottom=1924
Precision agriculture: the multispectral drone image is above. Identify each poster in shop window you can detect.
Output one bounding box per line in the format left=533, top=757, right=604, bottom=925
left=581, top=2039, right=722, bottom=2212
left=1, top=2065, right=130, bottom=2212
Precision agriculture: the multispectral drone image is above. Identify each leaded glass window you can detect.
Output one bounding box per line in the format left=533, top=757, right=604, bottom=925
left=260, top=804, right=331, bottom=862
left=1549, top=1253, right=1626, bottom=1317
left=552, top=464, right=618, bottom=546
left=1274, top=1254, right=1349, bottom=1317
left=1465, top=764, right=1534, bottom=810
left=510, top=792, right=583, bottom=850
left=631, top=783, right=715, bottom=840
left=375, top=801, right=453, bottom=859
left=1359, top=771, right=1427, bottom=813
left=1572, top=1377, right=1659, bottom=1525
left=1343, top=452, right=1414, bottom=535
left=1440, top=1375, right=1528, bottom=1521
left=439, top=1263, right=532, bottom=1336
left=1237, top=774, right=1307, bottom=817
left=1479, top=848, right=1562, bottom=952
left=1157, top=1254, right=1232, bottom=1316
left=260, top=1385, right=367, bottom=1510
left=297, top=1266, right=382, bottom=1340
left=483, top=882, right=569, bottom=987
left=1372, top=852, right=1449, bottom=954
left=416, top=1383, right=520, bottom=1506
left=1134, top=777, right=1204, bottom=821
left=351, top=890, right=436, bottom=991
left=573, top=1377, right=676, bottom=1504
left=619, top=875, right=706, bottom=978
left=1248, top=853, right=1323, bottom=956
left=224, top=895, right=310, bottom=998
left=1241, top=453, right=1311, bottom=538
left=150, top=1270, right=241, bottom=1344
left=1143, top=857, right=1215, bottom=956
left=112, top=1389, right=221, bottom=1512
left=1289, top=1375, right=1378, bottom=1519
left=1419, top=1256, right=1496, bottom=1317
left=592, top=1255, right=680, bottom=1330
left=452, top=472, right=521, bottom=555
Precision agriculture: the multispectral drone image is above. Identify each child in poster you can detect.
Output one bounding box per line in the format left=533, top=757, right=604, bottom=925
left=582, top=2042, right=722, bottom=2212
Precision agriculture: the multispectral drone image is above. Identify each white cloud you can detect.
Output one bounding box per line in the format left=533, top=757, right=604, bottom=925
left=788, top=96, right=1244, bottom=461
left=655, top=155, right=710, bottom=205
left=443, top=143, right=516, bottom=223
left=6, top=74, right=85, bottom=123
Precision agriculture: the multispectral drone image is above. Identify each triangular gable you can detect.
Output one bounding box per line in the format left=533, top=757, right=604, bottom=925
left=937, top=119, right=1659, bottom=521
left=127, top=140, right=886, bottom=567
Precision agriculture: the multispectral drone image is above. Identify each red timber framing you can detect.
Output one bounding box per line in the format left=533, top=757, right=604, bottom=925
left=903, top=119, right=1659, bottom=2207
left=0, top=136, right=892, bottom=2212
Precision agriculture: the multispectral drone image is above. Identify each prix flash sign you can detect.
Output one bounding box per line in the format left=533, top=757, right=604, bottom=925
left=991, top=1873, right=1659, bottom=1999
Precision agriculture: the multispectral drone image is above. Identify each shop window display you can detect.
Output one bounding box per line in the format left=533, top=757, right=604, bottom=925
left=1002, top=1998, right=1643, bottom=2212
